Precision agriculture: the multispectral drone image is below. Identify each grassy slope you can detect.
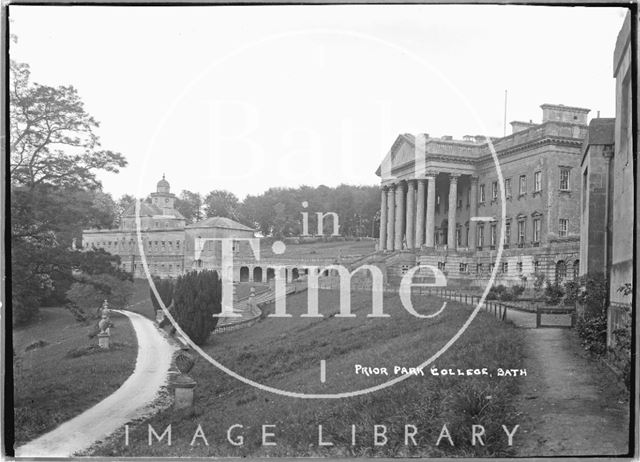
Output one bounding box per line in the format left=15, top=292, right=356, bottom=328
left=13, top=308, right=138, bottom=447
left=94, top=290, right=526, bottom=458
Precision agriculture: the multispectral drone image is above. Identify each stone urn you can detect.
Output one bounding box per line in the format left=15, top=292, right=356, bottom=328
left=171, top=348, right=196, bottom=409
left=174, top=349, right=195, bottom=375
left=98, top=317, right=109, bottom=334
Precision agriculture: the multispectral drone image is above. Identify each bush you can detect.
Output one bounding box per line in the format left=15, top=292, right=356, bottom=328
left=66, top=273, right=135, bottom=320
left=149, top=277, right=175, bottom=311
left=497, top=285, right=525, bottom=302
left=575, top=312, right=608, bottom=355
left=172, top=270, right=222, bottom=345
left=578, top=273, right=607, bottom=316
left=533, top=271, right=545, bottom=294
left=486, top=284, right=507, bottom=300
left=510, top=285, right=525, bottom=298
left=563, top=279, right=581, bottom=306
left=544, top=282, right=564, bottom=305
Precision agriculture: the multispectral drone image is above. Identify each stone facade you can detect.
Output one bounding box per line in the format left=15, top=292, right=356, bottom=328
left=82, top=177, right=255, bottom=279
left=579, top=118, right=615, bottom=277
left=376, top=104, right=589, bottom=287
left=610, top=11, right=634, bottom=308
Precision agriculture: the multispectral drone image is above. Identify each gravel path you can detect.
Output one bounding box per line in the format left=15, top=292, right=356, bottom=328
left=15, top=310, right=177, bottom=458
left=514, top=328, right=630, bottom=456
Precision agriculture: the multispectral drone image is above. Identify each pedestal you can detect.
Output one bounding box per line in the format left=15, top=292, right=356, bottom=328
left=98, top=332, right=110, bottom=349
left=171, top=374, right=197, bottom=409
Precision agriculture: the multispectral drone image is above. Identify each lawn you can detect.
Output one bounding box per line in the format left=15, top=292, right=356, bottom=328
left=260, top=238, right=376, bottom=259
left=92, top=289, right=526, bottom=458
left=12, top=307, right=138, bottom=447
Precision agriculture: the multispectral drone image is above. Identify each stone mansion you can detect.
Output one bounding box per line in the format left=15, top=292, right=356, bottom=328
left=376, top=103, right=588, bottom=287
left=82, top=176, right=256, bottom=279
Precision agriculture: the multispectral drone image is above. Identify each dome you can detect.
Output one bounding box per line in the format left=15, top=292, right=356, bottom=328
left=157, top=174, right=170, bottom=193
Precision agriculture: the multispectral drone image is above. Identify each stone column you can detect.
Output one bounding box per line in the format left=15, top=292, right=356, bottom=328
left=425, top=173, right=437, bottom=247
left=447, top=174, right=459, bottom=249
left=386, top=184, right=396, bottom=250
left=394, top=182, right=406, bottom=250
left=469, top=176, right=478, bottom=249
left=379, top=187, right=388, bottom=250
left=405, top=180, right=416, bottom=249
left=415, top=179, right=426, bottom=248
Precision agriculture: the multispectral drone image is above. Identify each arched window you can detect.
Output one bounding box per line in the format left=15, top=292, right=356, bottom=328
left=556, top=260, right=567, bottom=284
left=573, top=259, right=580, bottom=280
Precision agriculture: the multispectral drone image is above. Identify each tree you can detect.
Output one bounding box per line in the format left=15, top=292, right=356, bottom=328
left=203, top=190, right=240, bottom=219
left=10, top=51, right=127, bottom=324
left=149, top=277, right=175, bottom=312
left=10, top=60, right=126, bottom=190
left=66, top=273, right=134, bottom=319
left=175, top=190, right=203, bottom=224
left=172, top=270, right=222, bottom=345
left=114, top=194, right=136, bottom=225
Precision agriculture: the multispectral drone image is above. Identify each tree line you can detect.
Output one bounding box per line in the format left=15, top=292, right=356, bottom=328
left=9, top=39, right=381, bottom=325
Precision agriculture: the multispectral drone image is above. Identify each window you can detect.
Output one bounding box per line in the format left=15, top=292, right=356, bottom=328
left=519, top=175, right=527, bottom=195
left=533, top=218, right=541, bottom=243
left=505, top=178, right=512, bottom=198
left=517, top=220, right=526, bottom=245
left=501, top=262, right=508, bottom=274
left=556, top=260, right=567, bottom=283
left=534, top=171, right=542, bottom=192
left=517, top=261, right=523, bottom=273
left=534, top=260, right=540, bottom=272
left=476, top=263, right=484, bottom=274
left=560, top=168, right=570, bottom=191
left=176, top=240, right=180, bottom=248
left=438, top=262, right=446, bottom=272
left=465, top=226, right=469, bottom=246
left=459, top=263, right=468, bottom=273
left=467, top=189, right=471, bottom=207
left=490, top=223, right=497, bottom=248
left=489, top=263, right=495, bottom=273
left=505, top=221, right=511, bottom=246
left=573, top=260, right=580, bottom=279
left=457, top=194, right=463, bottom=209
left=479, top=184, right=486, bottom=203
left=559, top=218, right=568, bottom=237
left=477, top=225, right=484, bottom=249
left=492, top=181, right=498, bottom=201
left=456, top=227, right=462, bottom=247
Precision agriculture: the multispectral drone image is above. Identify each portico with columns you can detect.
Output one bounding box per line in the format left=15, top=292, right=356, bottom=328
left=375, top=104, right=589, bottom=288
left=379, top=172, right=475, bottom=252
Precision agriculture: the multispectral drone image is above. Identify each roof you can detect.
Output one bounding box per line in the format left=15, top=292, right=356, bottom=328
left=540, top=103, right=590, bottom=113
left=188, top=216, right=255, bottom=232
left=121, top=201, right=186, bottom=220
left=583, top=118, right=615, bottom=148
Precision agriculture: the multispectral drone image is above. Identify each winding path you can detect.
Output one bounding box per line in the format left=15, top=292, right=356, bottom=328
left=16, top=310, right=177, bottom=458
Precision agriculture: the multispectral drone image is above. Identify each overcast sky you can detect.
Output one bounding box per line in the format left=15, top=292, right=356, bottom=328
left=9, top=5, right=627, bottom=200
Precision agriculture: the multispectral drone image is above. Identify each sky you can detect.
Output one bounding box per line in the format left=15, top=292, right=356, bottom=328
left=9, top=5, right=628, bottom=201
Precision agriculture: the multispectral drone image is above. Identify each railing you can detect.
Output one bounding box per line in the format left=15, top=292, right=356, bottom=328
left=423, top=287, right=576, bottom=328
left=423, top=287, right=508, bottom=323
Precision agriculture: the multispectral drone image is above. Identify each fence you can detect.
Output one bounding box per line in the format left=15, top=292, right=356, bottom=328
left=424, top=287, right=576, bottom=328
